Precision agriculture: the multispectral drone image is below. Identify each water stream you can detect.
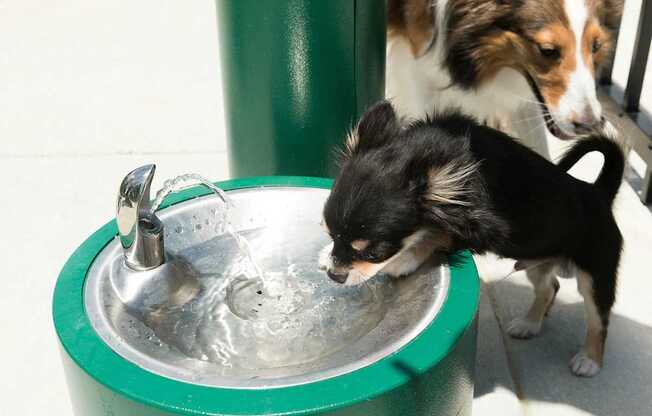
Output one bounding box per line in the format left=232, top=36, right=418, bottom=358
left=151, top=174, right=265, bottom=282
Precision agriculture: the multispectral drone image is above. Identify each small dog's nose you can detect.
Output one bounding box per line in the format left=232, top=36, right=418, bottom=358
left=327, top=269, right=348, bottom=284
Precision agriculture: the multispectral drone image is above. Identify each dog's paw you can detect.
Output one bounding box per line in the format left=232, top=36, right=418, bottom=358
left=380, top=251, right=422, bottom=278
left=506, top=317, right=541, bottom=339
left=318, top=242, right=334, bottom=271
left=343, top=269, right=370, bottom=286
left=569, top=351, right=601, bottom=377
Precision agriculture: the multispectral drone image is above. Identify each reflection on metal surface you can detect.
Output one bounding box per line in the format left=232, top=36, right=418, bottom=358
left=85, top=187, right=449, bottom=389
left=116, top=164, right=165, bottom=270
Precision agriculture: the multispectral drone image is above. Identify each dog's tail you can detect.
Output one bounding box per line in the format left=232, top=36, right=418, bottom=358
left=557, top=135, right=625, bottom=204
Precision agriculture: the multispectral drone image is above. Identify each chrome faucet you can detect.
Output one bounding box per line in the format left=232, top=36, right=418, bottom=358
left=112, top=164, right=200, bottom=312
left=117, top=164, right=165, bottom=270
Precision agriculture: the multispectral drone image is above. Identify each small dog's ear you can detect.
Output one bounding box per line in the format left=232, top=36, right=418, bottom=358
left=344, top=101, right=399, bottom=158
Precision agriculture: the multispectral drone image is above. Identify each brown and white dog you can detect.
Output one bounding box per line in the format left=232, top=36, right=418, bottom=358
left=386, top=0, right=623, bottom=156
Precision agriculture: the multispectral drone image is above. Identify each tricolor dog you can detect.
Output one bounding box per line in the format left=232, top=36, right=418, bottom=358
left=386, top=0, right=623, bottom=154
left=320, top=102, right=624, bottom=377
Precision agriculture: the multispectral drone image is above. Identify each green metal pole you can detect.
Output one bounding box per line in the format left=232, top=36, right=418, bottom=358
left=216, top=0, right=386, bottom=178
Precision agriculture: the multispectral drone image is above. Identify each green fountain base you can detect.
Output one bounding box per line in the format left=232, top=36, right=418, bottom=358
left=53, top=177, right=479, bottom=416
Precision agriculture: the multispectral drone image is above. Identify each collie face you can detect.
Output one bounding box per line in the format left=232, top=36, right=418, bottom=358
left=388, top=0, right=623, bottom=139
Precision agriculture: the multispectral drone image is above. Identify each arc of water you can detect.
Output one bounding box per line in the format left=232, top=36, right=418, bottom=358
left=150, top=174, right=264, bottom=282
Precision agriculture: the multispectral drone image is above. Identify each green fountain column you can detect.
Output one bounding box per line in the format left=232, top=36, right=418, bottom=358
left=216, top=0, right=386, bottom=178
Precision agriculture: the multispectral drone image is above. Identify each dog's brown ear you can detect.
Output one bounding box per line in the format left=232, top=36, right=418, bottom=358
left=343, top=101, right=400, bottom=158
left=388, top=0, right=436, bottom=57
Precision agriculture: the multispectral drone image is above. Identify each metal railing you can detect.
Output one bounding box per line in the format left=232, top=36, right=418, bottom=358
left=600, top=0, right=652, bottom=204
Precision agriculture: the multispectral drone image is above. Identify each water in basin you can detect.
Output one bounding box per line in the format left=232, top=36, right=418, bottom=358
left=85, top=187, right=449, bottom=388
left=141, top=223, right=390, bottom=374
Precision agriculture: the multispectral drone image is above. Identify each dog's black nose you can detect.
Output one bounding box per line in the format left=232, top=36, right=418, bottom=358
left=327, top=269, right=348, bottom=284
left=571, top=109, right=603, bottom=135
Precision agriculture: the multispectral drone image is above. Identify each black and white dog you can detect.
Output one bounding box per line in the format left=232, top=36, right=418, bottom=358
left=320, top=101, right=624, bottom=377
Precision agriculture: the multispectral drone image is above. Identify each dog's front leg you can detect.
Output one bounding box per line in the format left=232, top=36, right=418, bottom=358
left=381, top=238, right=437, bottom=278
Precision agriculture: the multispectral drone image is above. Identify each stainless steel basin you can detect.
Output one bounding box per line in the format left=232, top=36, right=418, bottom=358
left=84, top=187, right=449, bottom=389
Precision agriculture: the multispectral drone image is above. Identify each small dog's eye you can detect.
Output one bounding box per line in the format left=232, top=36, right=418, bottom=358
left=538, top=44, right=560, bottom=60
left=592, top=39, right=602, bottom=54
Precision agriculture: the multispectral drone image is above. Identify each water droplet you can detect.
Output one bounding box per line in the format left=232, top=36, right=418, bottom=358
left=175, top=225, right=184, bottom=234
left=195, top=223, right=202, bottom=230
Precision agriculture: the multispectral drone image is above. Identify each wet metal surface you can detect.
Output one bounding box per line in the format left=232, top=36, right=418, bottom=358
left=85, top=187, right=449, bottom=389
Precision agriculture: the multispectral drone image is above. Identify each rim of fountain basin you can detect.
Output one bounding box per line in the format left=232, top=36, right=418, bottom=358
left=53, top=176, right=480, bottom=416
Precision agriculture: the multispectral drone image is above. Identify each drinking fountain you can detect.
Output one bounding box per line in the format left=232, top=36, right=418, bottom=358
left=53, top=1, right=480, bottom=414
left=54, top=174, right=479, bottom=415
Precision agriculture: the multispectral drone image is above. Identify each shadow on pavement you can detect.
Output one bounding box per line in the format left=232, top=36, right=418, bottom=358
left=475, top=279, right=652, bottom=416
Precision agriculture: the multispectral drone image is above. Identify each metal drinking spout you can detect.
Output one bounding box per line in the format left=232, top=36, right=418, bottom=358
left=116, top=164, right=165, bottom=270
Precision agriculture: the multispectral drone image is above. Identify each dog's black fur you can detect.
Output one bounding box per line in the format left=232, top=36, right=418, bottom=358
left=324, top=101, right=624, bottom=369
